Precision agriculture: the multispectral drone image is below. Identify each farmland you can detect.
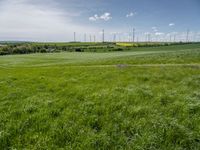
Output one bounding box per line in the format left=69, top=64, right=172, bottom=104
left=0, top=43, right=200, bottom=149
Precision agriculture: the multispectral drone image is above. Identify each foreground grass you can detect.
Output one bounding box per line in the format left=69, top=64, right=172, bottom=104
left=0, top=45, right=200, bottom=149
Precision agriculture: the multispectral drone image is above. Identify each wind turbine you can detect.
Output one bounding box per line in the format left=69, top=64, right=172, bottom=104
left=74, top=32, right=76, bottom=42
left=133, top=28, right=135, bottom=43
left=102, top=29, right=105, bottom=42
left=186, top=29, right=190, bottom=42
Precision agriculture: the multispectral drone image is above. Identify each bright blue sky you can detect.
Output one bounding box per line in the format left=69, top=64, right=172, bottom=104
left=0, top=0, right=199, bottom=42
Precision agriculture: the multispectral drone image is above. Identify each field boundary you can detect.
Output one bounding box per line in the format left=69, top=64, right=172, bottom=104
left=0, top=64, right=200, bottom=69
left=68, top=64, right=200, bottom=68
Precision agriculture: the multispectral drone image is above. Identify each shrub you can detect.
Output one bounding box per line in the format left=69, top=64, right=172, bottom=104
left=75, top=48, right=83, bottom=52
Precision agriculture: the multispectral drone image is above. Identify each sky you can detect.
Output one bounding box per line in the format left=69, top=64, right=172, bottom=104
left=0, top=0, right=200, bottom=42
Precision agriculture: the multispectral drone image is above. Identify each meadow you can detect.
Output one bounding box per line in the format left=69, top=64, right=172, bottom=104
left=0, top=43, right=200, bottom=149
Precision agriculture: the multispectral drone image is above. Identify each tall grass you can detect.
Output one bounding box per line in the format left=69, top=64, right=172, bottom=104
left=0, top=44, right=200, bottom=149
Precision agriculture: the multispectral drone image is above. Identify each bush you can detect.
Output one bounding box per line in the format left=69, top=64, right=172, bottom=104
left=75, top=48, right=83, bottom=52
left=113, top=48, right=123, bottom=51
left=40, top=49, right=47, bottom=53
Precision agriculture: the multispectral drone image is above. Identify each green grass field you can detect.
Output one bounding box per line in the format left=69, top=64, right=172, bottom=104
left=0, top=44, right=200, bottom=149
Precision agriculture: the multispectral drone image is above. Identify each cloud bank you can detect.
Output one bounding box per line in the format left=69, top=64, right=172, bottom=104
left=0, top=0, right=98, bottom=41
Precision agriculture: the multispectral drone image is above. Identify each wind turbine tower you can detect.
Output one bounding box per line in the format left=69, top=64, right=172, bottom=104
left=133, top=28, right=135, bottom=43
left=102, top=29, right=105, bottom=42
left=186, top=29, right=190, bottom=42
left=74, top=32, right=76, bottom=42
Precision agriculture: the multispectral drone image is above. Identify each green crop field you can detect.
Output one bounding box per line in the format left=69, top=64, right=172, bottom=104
left=0, top=44, right=200, bottom=149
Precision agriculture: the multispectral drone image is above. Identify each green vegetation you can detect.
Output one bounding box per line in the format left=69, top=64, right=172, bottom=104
left=0, top=41, right=199, bottom=55
left=0, top=44, right=200, bottom=149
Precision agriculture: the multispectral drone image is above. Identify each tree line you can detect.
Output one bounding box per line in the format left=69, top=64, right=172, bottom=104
left=0, top=42, right=198, bottom=55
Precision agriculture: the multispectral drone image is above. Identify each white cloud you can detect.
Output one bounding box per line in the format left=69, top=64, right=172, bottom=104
left=126, top=12, right=136, bottom=18
left=89, top=12, right=112, bottom=21
left=169, top=23, right=175, bottom=27
left=100, top=12, right=112, bottom=21
left=155, top=32, right=164, bottom=36
left=152, top=27, right=158, bottom=32
left=89, top=14, right=99, bottom=21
